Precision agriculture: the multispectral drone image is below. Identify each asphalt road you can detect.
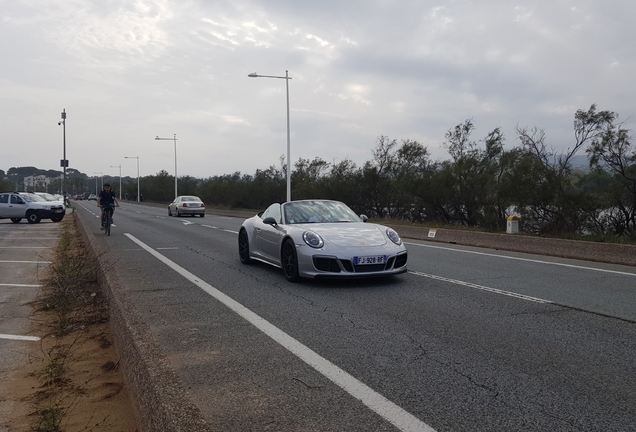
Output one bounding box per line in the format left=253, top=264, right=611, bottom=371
left=75, top=201, right=636, bottom=432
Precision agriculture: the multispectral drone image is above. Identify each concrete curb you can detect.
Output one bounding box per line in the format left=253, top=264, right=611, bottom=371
left=74, top=213, right=212, bottom=432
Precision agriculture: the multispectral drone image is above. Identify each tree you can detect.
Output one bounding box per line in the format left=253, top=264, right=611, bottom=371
left=441, top=120, right=506, bottom=227
left=586, top=107, right=636, bottom=237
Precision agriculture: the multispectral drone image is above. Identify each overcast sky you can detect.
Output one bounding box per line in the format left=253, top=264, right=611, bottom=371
left=1, top=0, right=634, bottom=180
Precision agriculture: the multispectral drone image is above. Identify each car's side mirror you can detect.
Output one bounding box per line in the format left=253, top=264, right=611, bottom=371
left=359, top=214, right=368, bottom=222
left=263, top=216, right=278, bottom=226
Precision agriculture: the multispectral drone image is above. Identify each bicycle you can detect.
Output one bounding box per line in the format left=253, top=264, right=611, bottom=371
left=102, top=203, right=116, bottom=236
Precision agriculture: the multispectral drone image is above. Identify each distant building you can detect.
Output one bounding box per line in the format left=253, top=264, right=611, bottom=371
left=23, top=174, right=62, bottom=192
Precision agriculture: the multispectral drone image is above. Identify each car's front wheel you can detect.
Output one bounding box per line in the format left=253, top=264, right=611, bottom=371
left=51, top=216, right=64, bottom=222
left=238, top=229, right=251, bottom=264
left=282, top=239, right=300, bottom=282
left=10, top=218, right=21, bottom=223
left=168, top=207, right=172, bottom=216
left=26, top=211, right=41, bottom=224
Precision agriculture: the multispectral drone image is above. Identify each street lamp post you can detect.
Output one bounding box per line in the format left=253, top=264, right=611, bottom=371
left=94, top=172, right=103, bottom=192
left=155, top=134, right=178, bottom=199
left=248, top=70, right=292, bottom=202
left=124, top=156, right=140, bottom=202
left=58, top=109, right=68, bottom=197
left=110, top=164, right=122, bottom=200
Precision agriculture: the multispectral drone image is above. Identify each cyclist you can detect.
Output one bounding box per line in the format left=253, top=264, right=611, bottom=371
left=97, top=183, right=120, bottom=230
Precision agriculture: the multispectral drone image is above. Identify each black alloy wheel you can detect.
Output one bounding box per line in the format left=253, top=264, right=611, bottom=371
left=282, top=239, right=300, bottom=282
left=238, top=229, right=251, bottom=264
left=10, top=218, right=21, bottom=223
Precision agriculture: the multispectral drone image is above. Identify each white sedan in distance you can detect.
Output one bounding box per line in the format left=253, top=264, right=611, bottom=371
left=168, top=195, right=206, bottom=217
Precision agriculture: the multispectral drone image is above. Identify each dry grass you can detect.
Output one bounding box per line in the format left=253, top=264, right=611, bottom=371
left=17, top=216, right=138, bottom=432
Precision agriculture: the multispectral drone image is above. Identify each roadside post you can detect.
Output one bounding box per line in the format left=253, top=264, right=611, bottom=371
left=507, top=215, right=519, bottom=234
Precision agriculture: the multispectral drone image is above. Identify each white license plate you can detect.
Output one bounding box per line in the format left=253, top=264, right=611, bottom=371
left=354, top=255, right=386, bottom=265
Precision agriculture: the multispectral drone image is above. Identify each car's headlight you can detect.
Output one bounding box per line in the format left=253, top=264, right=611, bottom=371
left=302, top=231, right=324, bottom=248
left=386, top=228, right=402, bottom=245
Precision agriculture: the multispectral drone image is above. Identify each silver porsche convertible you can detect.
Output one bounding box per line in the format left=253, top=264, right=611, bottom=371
left=238, top=200, right=408, bottom=282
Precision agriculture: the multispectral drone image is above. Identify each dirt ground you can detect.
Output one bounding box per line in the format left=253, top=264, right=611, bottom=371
left=0, top=217, right=139, bottom=432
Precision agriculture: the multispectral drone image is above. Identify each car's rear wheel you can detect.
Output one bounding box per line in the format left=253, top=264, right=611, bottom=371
left=282, top=239, right=300, bottom=282
left=199, top=213, right=205, bottom=218
left=26, top=211, right=41, bottom=224
left=238, top=229, right=251, bottom=264
left=10, top=218, right=21, bottom=223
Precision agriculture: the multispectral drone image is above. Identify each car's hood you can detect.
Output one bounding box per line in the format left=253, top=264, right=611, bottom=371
left=303, top=223, right=388, bottom=247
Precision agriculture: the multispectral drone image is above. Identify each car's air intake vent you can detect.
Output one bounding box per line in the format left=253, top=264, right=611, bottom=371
left=313, top=257, right=341, bottom=272
left=394, top=252, right=408, bottom=268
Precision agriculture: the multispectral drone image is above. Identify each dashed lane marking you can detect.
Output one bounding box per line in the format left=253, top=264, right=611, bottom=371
left=0, top=334, right=40, bottom=341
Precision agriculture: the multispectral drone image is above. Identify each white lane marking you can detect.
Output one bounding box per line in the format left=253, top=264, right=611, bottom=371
left=224, top=229, right=239, bottom=234
left=0, top=247, right=50, bottom=249
left=124, top=233, right=435, bottom=432
left=181, top=220, right=193, bottom=225
left=0, top=334, right=40, bottom=341
left=0, top=283, right=41, bottom=287
left=0, top=238, right=58, bottom=240
left=156, top=247, right=179, bottom=250
left=409, top=271, right=552, bottom=304
left=405, top=242, right=636, bottom=277
left=0, top=260, right=51, bottom=264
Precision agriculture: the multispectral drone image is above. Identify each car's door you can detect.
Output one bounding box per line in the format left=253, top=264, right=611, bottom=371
left=4, top=194, right=27, bottom=218
left=255, top=204, right=285, bottom=262
left=0, top=193, right=11, bottom=217
left=169, top=197, right=179, bottom=213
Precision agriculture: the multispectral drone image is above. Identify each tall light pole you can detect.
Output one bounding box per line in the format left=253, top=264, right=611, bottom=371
left=58, top=109, right=68, bottom=197
left=248, top=70, right=292, bottom=202
left=155, top=134, right=178, bottom=199
left=94, top=172, right=103, bottom=191
left=110, top=164, right=122, bottom=200
left=125, top=156, right=140, bottom=202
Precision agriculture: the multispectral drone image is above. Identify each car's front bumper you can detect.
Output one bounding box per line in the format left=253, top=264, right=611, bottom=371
left=38, top=208, right=65, bottom=218
left=296, top=244, right=408, bottom=279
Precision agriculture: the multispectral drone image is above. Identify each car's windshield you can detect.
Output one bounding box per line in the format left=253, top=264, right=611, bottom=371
left=38, top=193, right=58, bottom=201
left=21, top=194, right=46, bottom=203
left=283, top=200, right=361, bottom=224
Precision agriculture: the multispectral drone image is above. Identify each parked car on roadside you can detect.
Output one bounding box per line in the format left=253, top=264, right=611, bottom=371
left=88, top=194, right=97, bottom=201
left=168, top=196, right=206, bottom=217
left=0, top=192, right=65, bottom=224
left=32, top=192, right=66, bottom=208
